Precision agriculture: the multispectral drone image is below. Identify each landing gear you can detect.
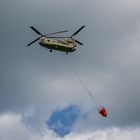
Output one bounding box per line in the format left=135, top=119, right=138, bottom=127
left=50, top=49, right=52, bottom=52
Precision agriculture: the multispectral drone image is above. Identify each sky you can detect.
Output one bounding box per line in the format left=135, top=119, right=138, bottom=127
left=1, top=0, right=140, bottom=139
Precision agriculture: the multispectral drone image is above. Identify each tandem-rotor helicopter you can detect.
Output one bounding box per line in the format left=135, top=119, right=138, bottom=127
left=27, top=26, right=85, bottom=54
left=27, top=25, right=108, bottom=118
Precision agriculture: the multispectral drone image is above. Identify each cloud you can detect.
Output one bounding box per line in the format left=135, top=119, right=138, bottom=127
left=0, top=112, right=41, bottom=140
left=66, top=128, right=140, bottom=140
left=1, top=0, right=140, bottom=131
left=0, top=112, right=140, bottom=140
left=0, top=113, right=29, bottom=140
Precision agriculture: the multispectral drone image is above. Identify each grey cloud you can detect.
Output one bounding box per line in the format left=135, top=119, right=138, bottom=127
left=1, top=0, right=140, bottom=130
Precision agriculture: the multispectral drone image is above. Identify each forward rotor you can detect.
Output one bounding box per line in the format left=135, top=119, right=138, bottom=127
left=27, top=26, right=69, bottom=46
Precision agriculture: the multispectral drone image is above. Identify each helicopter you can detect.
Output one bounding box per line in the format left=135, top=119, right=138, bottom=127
left=27, top=26, right=85, bottom=54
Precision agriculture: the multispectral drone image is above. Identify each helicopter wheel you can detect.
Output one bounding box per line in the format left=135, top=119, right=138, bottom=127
left=50, top=50, right=52, bottom=52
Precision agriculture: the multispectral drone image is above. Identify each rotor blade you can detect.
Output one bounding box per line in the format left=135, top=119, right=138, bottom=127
left=30, top=26, right=42, bottom=35
left=46, top=30, right=69, bottom=36
left=75, top=39, right=83, bottom=45
left=71, top=25, right=85, bottom=37
left=27, top=37, right=40, bottom=46
left=46, top=36, right=68, bottom=38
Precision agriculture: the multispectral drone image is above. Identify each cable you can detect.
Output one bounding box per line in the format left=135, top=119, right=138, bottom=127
left=62, top=54, right=101, bottom=106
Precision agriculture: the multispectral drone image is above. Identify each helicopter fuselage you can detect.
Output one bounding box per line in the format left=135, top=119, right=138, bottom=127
left=39, top=36, right=76, bottom=53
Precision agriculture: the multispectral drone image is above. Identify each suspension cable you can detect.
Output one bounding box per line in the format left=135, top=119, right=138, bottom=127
left=62, top=54, right=101, bottom=106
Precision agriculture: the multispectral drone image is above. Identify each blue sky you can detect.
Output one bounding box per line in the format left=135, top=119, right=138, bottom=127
left=47, top=105, right=81, bottom=137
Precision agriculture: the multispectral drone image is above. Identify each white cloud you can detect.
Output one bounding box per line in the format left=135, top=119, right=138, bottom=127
left=0, top=113, right=140, bottom=140
left=0, top=113, right=39, bottom=140
left=66, top=128, right=140, bottom=140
